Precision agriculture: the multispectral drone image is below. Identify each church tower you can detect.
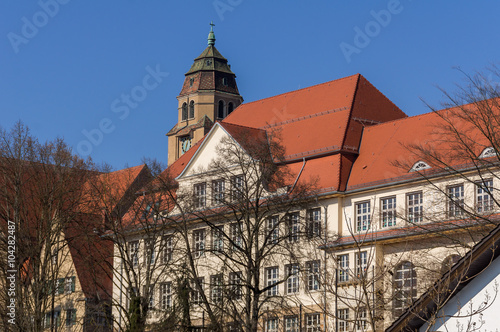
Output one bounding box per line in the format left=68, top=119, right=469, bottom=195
left=167, top=23, right=243, bottom=165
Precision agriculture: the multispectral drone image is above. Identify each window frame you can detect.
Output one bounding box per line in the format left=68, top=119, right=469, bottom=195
left=306, top=260, right=320, bottom=291
left=231, top=175, right=244, bottom=201
left=305, top=313, right=321, bottom=332
left=129, top=241, right=139, bottom=267
left=337, top=308, right=349, bottom=332
left=181, top=102, right=188, bottom=121
left=265, top=266, right=279, bottom=296
left=189, top=100, right=195, bottom=119
left=355, top=201, right=371, bottom=232
left=162, top=236, right=173, bottom=264
left=286, top=212, right=300, bottom=242
left=476, top=179, right=494, bottom=213
left=210, top=274, right=223, bottom=303
left=229, top=271, right=242, bottom=300
left=212, top=179, right=225, bottom=205
left=284, top=315, right=299, bottom=332
left=160, top=282, right=172, bottom=310
left=285, top=263, right=299, bottom=294
left=338, top=254, right=349, bottom=283
left=393, top=261, right=417, bottom=316
left=193, top=229, right=206, bottom=258
left=356, top=251, right=368, bottom=279
left=306, top=208, right=321, bottom=238
left=193, top=182, right=207, bottom=209
left=447, top=183, right=465, bottom=218
left=267, top=215, right=279, bottom=244
left=406, top=191, right=423, bottom=223
left=381, top=196, right=397, bottom=228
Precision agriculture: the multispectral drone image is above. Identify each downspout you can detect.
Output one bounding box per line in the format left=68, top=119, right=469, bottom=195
left=289, top=158, right=306, bottom=193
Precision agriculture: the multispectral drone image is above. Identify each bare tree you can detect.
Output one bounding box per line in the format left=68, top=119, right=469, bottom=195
left=159, top=128, right=321, bottom=332
left=0, top=121, right=95, bottom=332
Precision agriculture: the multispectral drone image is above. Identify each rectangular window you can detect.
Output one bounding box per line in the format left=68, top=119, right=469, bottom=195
left=56, top=278, right=64, bottom=295
left=284, top=315, right=299, bottom=332
left=407, top=191, right=423, bottom=223
left=338, top=254, right=349, bottom=283
left=145, top=239, right=155, bottom=265
left=160, top=282, right=172, bottom=310
left=338, top=308, right=349, bottom=332
left=193, top=229, right=206, bottom=258
left=129, top=241, right=139, bottom=267
left=476, top=179, right=494, bottom=213
left=191, top=277, right=204, bottom=304
left=229, top=271, right=242, bottom=300
left=162, top=236, right=173, bottom=263
left=194, top=182, right=206, bottom=209
left=286, top=212, right=300, bottom=242
left=265, top=266, right=279, bottom=296
left=356, top=201, right=371, bottom=232
left=65, top=308, right=77, bottom=326
left=381, top=196, right=397, bottom=227
left=307, top=260, right=320, bottom=291
left=212, top=226, right=224, bottom=252
left=265, top=318, right=279, bottom=332
left=305, top=313, right=320, bottom=332
left=230, top=222, right=242, bottom=250
left=45, top=311, right=61, bottom=329
left=285, top=263, right=299, bottom=294
left=210, top=274, right=223, bottom=303
left=356, top=308, right=367, bottom=331
left=267, top=215, right=279, bottom=244
left=144, top=285, right=154, bottom=310
left=231, top=175, right=244, bottom=201
left=306, top=208, right=321, bottom=238
left=356, top=251, right=368, bottom=278
left=212, top=179, right=225, bottom=205
left=65, top=276, right=75, bottom=294
left=448, top=184, right=464, bottom=217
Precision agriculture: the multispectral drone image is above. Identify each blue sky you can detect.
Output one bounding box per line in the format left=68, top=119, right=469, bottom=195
left=1, top=1, right=499, bottom=170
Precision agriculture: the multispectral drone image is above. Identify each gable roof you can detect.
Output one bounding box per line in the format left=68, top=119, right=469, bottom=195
left=386, top=222, right=500, bottom=332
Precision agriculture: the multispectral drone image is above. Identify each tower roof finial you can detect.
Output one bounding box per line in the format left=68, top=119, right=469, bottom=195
left=208, top=21, right=216, bottom=46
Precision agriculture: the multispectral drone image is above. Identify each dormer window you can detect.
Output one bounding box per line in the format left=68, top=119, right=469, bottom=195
left=479, top=147, right=496, bottom=159
left=206, top=59, right=212, bottom=66
left=222, top=77, right=228, bottom=86
left=189, top=77, right=194, bottom=87
left=409, top=161, right=431, bottom=172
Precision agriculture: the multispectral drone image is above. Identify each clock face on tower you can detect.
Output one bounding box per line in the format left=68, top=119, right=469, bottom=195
left=180, top=136, right=192, bottom=154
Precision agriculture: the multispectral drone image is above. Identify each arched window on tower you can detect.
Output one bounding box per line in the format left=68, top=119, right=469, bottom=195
left=393, top=261, right=417, bottom=317
left=182, top=103, right=188, bottom=121
left=228, top=102, right=234, bottom=115
left=218, top=100, right=225, bottom=119
left=189, top=101, right=195, bottom=119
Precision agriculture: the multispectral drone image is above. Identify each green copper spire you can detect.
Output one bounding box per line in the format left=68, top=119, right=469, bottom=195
left=208, top=21, right=216, bottom=46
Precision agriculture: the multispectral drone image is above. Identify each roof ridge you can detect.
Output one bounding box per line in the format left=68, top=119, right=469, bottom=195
left=259, top=106, right=350, bottom=129
left=238, top=74, right=361, bottom=107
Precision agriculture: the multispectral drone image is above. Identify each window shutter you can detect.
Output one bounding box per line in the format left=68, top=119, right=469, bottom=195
left=71, top=276, right=76, bottom=292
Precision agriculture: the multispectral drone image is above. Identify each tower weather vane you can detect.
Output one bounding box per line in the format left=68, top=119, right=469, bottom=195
left=208, top=21, right=216, bottom=46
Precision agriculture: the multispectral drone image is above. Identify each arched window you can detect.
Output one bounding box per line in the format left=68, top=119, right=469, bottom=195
left=222, top=77, right=228, bottom=86
left=218, top=100, right=225, bottom=119
left=479, top=147, right=496, bottom=159
left=181, top=103, right=188, bottom=121
left=393, top=261, right=417, bottom=316
left=409, top=161, right=431, bottom=172
left=228, top=102, right=234, bottom=115
left=189, top=101, right=195, bottom=119
left=441, top=254, right=460, bottom=274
